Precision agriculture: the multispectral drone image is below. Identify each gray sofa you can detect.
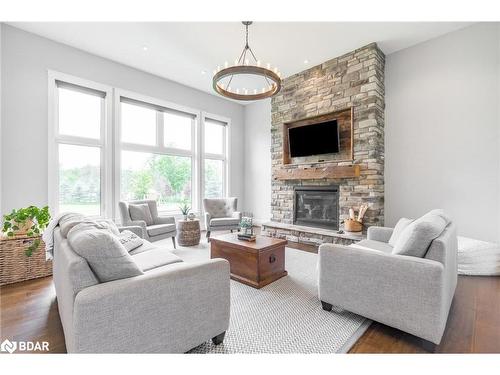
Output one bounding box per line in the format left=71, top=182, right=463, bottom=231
left=53, top=225, right=230, bottom=353
left=119, top=199, right=177, bottom=246
left=203, top=197, right=242, bottom=241
left=318, top=218, right=457, bottom=347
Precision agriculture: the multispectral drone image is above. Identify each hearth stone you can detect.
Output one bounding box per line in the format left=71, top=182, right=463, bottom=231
left=261, top=221, right=364, bottom=247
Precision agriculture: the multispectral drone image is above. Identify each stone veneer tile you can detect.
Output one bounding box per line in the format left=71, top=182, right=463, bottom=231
left=270, top=43, right=385, bottom=230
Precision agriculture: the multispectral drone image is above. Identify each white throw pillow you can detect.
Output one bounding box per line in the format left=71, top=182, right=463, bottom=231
left=119, top=230, right=144, bottom=252
left=392, top=214, right=447, bottom=258
left=129, top=203, right=154, bottom=226
left=388, top=218, right=413, bottom=247
left=68, top=223, right=143, bottom=282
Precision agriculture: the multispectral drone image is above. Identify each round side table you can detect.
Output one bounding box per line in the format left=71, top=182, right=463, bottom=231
left=177, top=219, right=201, bottom=246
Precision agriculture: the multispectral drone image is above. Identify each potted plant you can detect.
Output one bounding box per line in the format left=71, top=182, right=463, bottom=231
left=179, top=202, right=191, bottom=221
left=2, top=206, right=51, bottom=256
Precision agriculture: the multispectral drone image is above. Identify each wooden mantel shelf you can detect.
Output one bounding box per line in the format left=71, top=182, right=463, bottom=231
left=273, top=165, right=360, bottom=180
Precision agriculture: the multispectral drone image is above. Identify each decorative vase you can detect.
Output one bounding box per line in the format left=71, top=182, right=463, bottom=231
left=183, top=215, right=188, bottom=221
left=187, top=213, right=196, bottom=221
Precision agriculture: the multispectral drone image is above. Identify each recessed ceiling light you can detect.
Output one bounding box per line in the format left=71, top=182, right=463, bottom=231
left=201, top=70, right=207, bottom=75
left=142, top=46, right=148, bottom=51
left=304, top=59, right=309, bottom=64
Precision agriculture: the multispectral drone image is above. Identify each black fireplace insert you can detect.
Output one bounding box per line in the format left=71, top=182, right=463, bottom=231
left=293, top=186, right=339, bottom=230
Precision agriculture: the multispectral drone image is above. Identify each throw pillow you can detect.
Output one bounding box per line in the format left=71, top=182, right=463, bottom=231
left=68, top=223, right=143, bottom=282
left=422, top=209, right=451, bottom=225
left=129, top=203, right=154, bottom=226
left=392, top=214, right=447, bottom=258
left=59, top=212, right=85, bottom=238
left=118, top=230, right=144, bottom=252
left=388, top=218, right=413, bottom=247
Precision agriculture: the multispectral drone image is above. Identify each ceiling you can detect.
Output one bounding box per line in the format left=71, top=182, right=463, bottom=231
left=11, top=22, right=472, bottom=103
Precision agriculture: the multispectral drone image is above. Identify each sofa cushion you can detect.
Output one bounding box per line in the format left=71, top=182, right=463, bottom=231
left=388, top=218, right=414, bottom=247
left=210, top=217, right=240, bottom=227
left=131, top=248, right=183, bottom=272
left=129, top=203, right=154, bottom=226
left=147, top=223, right=176, bottom=237
left=350, top=239, right=393, bottom=254
left=67, top=223, right=144, bottom=282
left=392, top=213, right=447, bottom=258
left=118, top=230, right=144, bottom=252
left=128, top=239, right=157, bottom=255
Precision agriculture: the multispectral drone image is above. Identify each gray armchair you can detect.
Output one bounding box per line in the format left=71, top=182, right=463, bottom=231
left=119, top=199, right=177, bottom=247
left=318, top=222, right=457, bottom=349
left=203, top=197, right=241, bottom=241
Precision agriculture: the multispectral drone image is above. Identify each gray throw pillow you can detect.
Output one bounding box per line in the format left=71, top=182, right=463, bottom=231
left=118, top=230, right=144, bottom=252
left=59, top=213, right=85, bottom=238
left=392, top=214, right=447, bottom=258
left=388, top=218, right=413, bottom=247
left=129, top=204, right=154, bottom=226
left=67, top=223, right=143, bottom=282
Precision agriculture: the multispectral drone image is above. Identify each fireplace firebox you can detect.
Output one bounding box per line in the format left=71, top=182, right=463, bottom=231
left=293, top=186, right=339, bottom=230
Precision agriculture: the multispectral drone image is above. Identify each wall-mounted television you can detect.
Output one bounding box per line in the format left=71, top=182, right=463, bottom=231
left=288, top=120, right=339, bottom=158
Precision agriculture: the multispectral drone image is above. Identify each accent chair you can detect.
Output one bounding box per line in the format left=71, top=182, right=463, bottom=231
left=203, top=197, right=241, bottom=241
left=318, top=210, right=457, bottom=350
left=119, top=199, right=177, bottom=247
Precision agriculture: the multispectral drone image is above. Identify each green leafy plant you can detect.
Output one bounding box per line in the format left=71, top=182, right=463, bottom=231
left=2, top=206, right=51, bottom=257
left=179, top=202, right=191, bottom=218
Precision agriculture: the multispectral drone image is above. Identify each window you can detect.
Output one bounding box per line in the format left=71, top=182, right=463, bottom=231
left=49, top=73, right=112, bottom=217
left=118, top=95, right=196, bottom=212
left=120, top=151, right=192, bottom=211
left=203, top=117, right=228, bottom=199
left=50, top=74, right=231, bottom=220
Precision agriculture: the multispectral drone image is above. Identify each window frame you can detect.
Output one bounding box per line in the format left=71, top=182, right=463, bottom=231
left=48, top=70, right=113, bottom=218
left=201, top=112, right=230, bottom=201
left=114, top=89, right=200, bottom=218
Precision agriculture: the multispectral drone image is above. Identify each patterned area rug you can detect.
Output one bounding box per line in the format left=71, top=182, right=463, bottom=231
left=160, top=240, right=370, bottom=353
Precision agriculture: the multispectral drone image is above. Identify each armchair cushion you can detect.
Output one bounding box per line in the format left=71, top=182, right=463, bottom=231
left=388, top=218, right=413, bottom=246
left=118, top=230, right=144, bottom=252
left=147, top=223, right=176, bottom=237
left=129, top=203, right=154, bottom=226
left=210, top=217, right=240, bottom=227
left=68, top=224, right=144, bottom=283
left=131, top=248, right=183, bottom=272
left=393, top=213, right=447, bottom=258
left=350, top=239, right=393, bottom=254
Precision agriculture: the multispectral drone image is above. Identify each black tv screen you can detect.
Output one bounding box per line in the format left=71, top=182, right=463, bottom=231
left=288, top=120, right=339, bottom=157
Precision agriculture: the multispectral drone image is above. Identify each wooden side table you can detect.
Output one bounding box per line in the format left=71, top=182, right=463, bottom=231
left=176, top=219, right=201, bottom=246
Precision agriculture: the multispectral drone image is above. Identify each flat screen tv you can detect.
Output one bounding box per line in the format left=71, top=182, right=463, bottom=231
left=288, top=120, right=339, bottom=158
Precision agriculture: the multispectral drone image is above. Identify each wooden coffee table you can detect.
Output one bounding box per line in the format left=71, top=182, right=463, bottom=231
left=210, top=234, right=287, bottom=289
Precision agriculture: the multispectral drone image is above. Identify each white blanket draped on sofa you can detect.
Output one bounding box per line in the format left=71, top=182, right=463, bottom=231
left=457, top=236, right=500, bottom=276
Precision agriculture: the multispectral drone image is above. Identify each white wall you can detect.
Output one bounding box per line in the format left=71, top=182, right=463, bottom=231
left=243, top=99, right=272, bottom=224
left=0, top=24, right=245, bottom=217
left=385, top=23, right=500, bottom=242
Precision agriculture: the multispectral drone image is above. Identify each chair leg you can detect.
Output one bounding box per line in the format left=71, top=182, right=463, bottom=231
left=172, top=236, right=176, bottom=249
left=421, top=339, right=437, bottom=353
left=230, top=229, right=233, bottom=233
left=206, top=230, right=211, bottom=242
left=211, top=331, right=226, bottom=345
left=321, top=301, right=333, bottom=311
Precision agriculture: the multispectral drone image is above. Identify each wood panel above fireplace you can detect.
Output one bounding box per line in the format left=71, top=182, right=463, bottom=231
left=282, top=107, right=353, bottom=166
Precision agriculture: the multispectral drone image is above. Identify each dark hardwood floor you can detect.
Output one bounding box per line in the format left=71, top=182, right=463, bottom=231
left=1, top=235, right=499, bottom=354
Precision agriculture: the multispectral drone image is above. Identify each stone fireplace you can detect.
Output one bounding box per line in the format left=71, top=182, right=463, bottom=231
left=262, top=43, right=385, bottom=245
left=294, top=186, right=339, bottom=230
